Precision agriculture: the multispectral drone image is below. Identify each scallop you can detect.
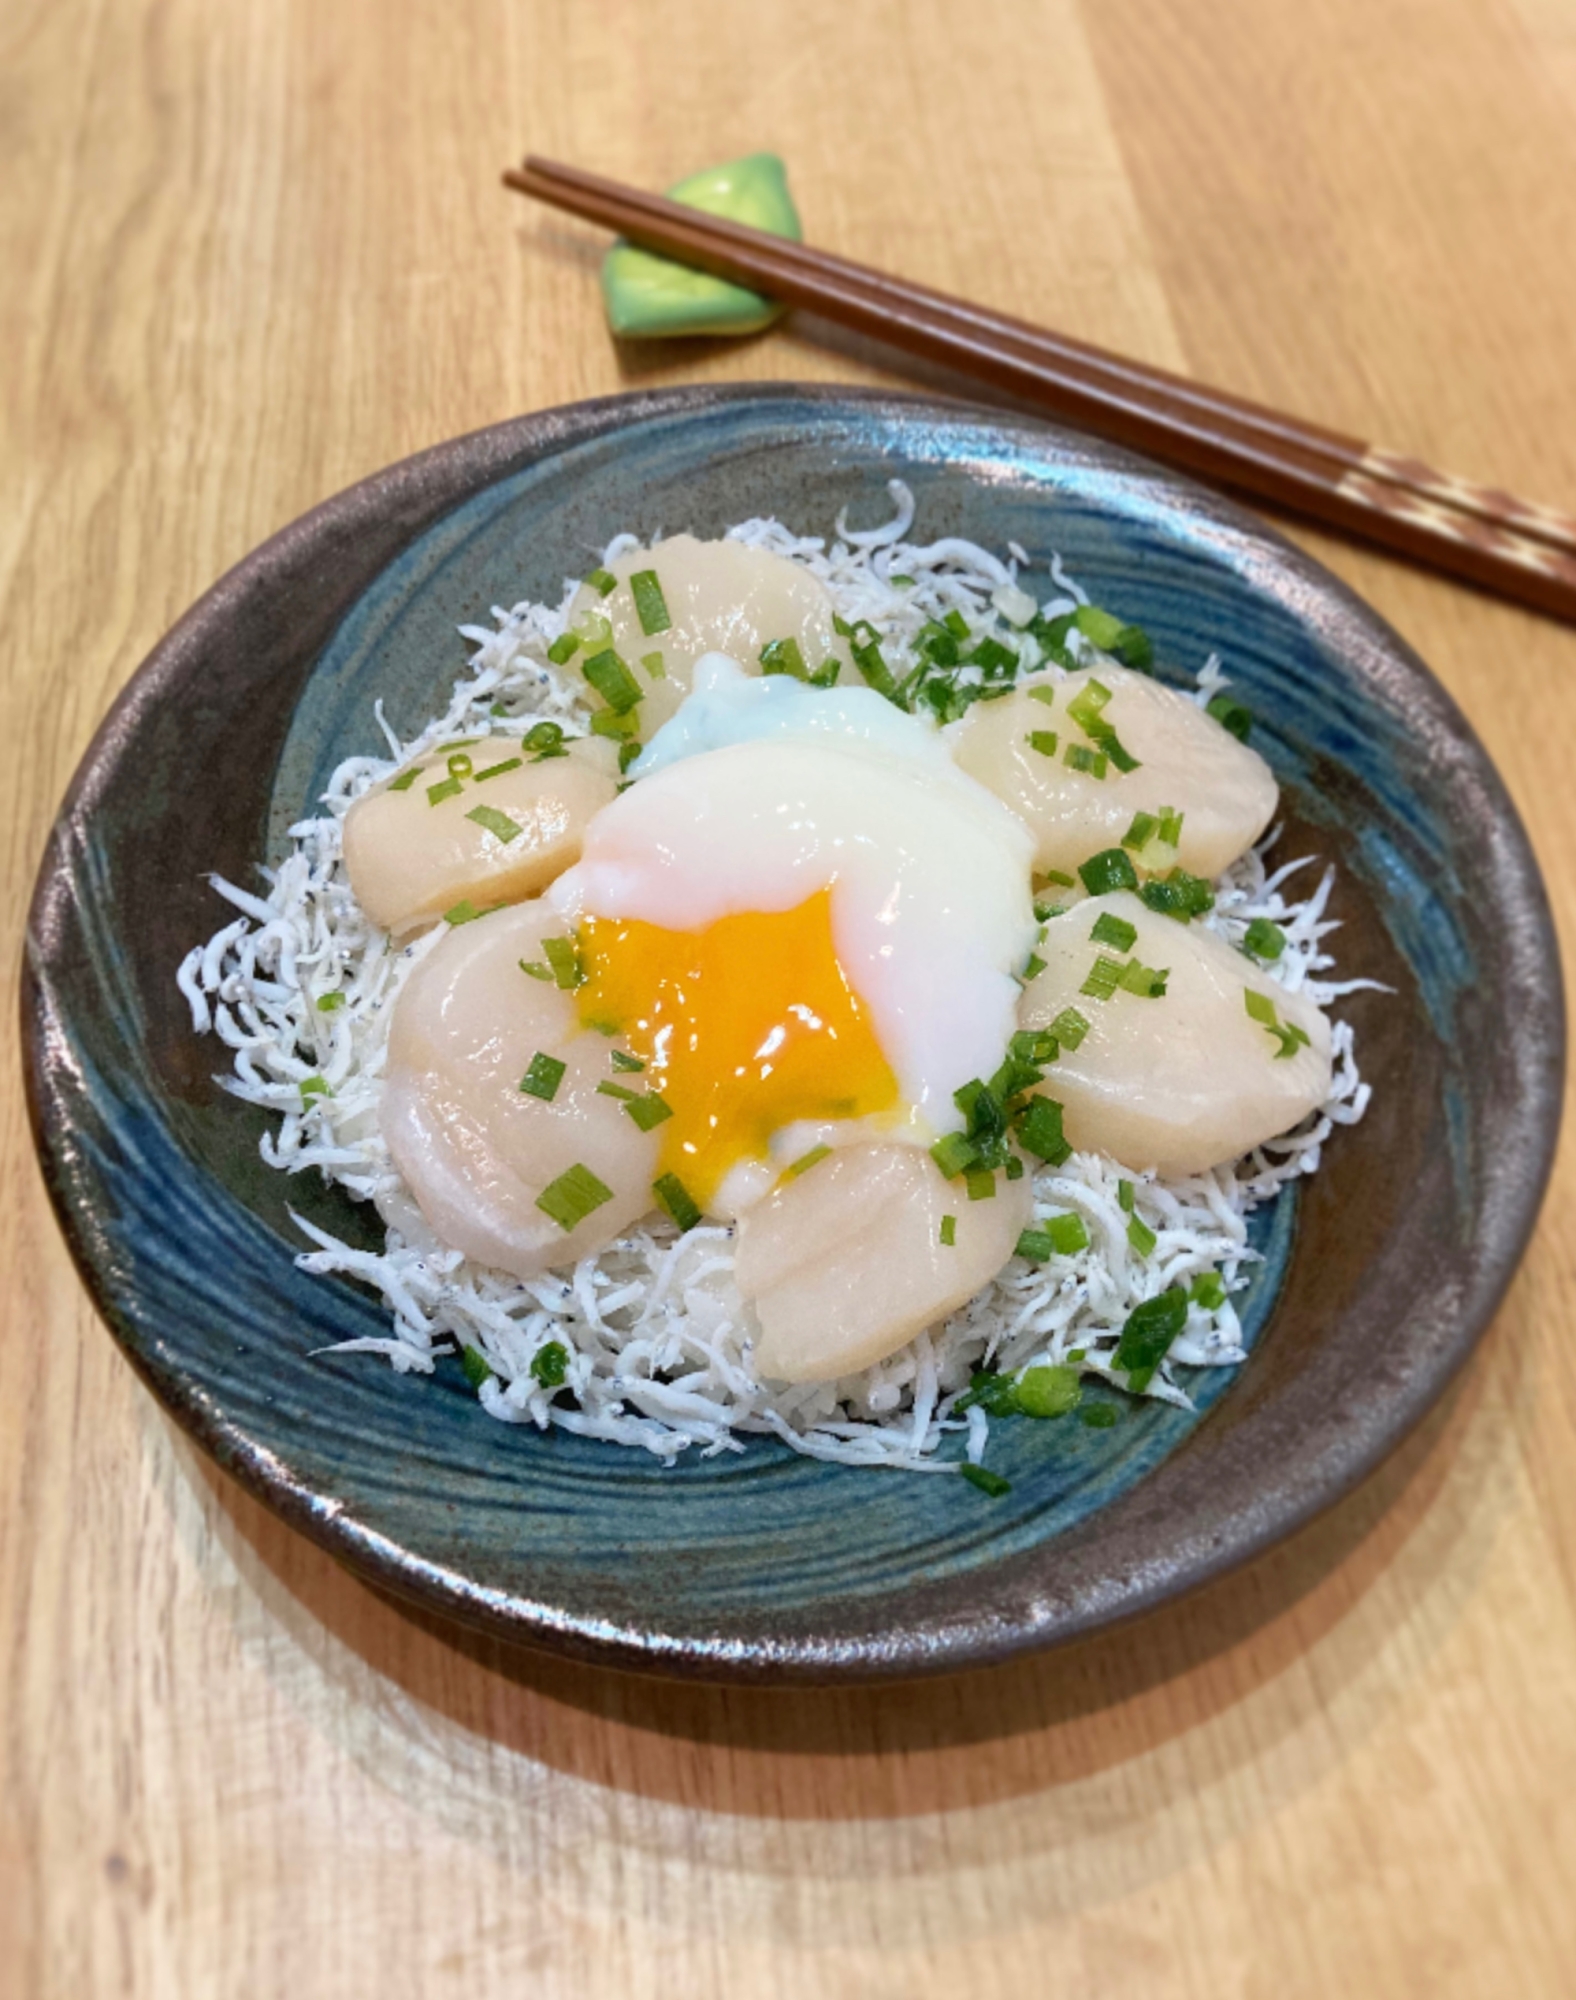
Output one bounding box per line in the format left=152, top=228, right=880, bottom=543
left=1019, top=892, right=1331, bottom=1176
left=735, top=1143, right=1032, bottom=1385
left=950, top=664, right=1278, bottom=879
left=565, top=534, right=852, bottom=735
left=380, top=901, right=661, bottom=1279
left=343, top=735, right=617, bottom=936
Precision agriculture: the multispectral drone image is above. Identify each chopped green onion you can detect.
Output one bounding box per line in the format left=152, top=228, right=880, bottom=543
left=1027, top=730, right=1059, bottom=758
left=586, top=567, right=617, bottom=598
left=1011, top=1027, right=1060, bottom=1067
left=535, top=1162, right=614, bottom=1232
left=1121, top=811, right=1158, bottom=850
left=547, top=631, right=580, bottom=665
left=783, top=1143, right=832, bottom=1181
left=629, top=569, right=671, bottom=635
left=1243, top=918, right=1286, bottom=961
left=1191, top=1271, right=1227, bottom=1311
left=964, top=1166, right=996, bottom=1201
left=474, top=756, right=523, bottom=782
left=595, top=1081, right=638, bottom=1101
left=1067, top=1347, right=1086, bottom=1363
left=1113, top=1286, right=1187, bottom=1390
left=610, top=1049, right=645, bottom=1072
left=299, top=1074, right=331, bottom=1104
left=1118, top=959, right=1169, bottom=998
left=1077, top=848, right=1139, bottom=896
left=541, top=936, right=584, bottom=989
left=968, top=635, right=1018, bottom=678
left=1117, top=1179, right=1135, bottom=1213
left=1081, top=955, right=1126, bottom=1001
left=530, top=1340, right=570, bottom=1388
left=1140, top=869, right=1215, bottom=920
left=389, top=766, right=422, bottom=792
left=808, top=657, right=841, bottom=687
left=1022, top=952, right=1046, bottom=981
left=582, top=648, right=643, bottom=714
left=520, top=1052, right=567, bottom=1101
left=1081, top=1403, right=1119, bottom=1430
left=1102, top=733, right=1140, bottom=773
left=1014, top=1365, right=1082, bottom=1419
left=1005, top=1155, right=1025, bottom=1181
left=1244, top=987, right=1278, bottom=1026
left=1157, top=807, right=1183, bottom=847
left=1064, top=742, right=1108, bottom=778
left=848, top=623, right=899, bottom=701
left=653, top=1172, right=702, bottom=1231
left=1047, top=1006, right=1091, bottom=1051
left=446, top=752, right=474, bottom=781
left=1027, top=683, right=1057, bottom=707
left=1046, top=1212, right=1091, bottom=1255
left=943, top=610, right=971, bottom=641
left=759, top=636, right=809, bottom=679
left=959, top=1463, right=1012, bottom=1497
left=590, top=707, right=640, bottom=741
left=940, top=1214, right=957, bottom=1247
left=891, top=573, right=916, bottom=588
left=1206, top=693, right=1253, bottom=742
left=465, top=803, right=524, bottom=844
left=460, top=1344, right=494, bottom=1389
left=623, top=1093, right=673, bottom=1132
left=1090, top=912, right=1137, bottom=952
left=519, top=958, right=552, bottom=981
left=443, top=899, right=497, bottom=925
left=1014, top=1096, right=1071, bottom=1165
left=1015, top=1227, right=1054, bottom=1262
left=641, top=650, right=666, bottom=678
left=523, top=720, right=567, bottom=760
left=1038, top=868, right=1077, bottom=889
left=426, top=775, right=464, bottom=805
left=618, top=742, right=642, bottom=775
left=1127, top=1214, right=1157, bottom=1257
left=316, top=992, right=345, bottom=1012
left=930, top=1132, right=978, bottom=1179
left=572, top=610, right=613, bottom=648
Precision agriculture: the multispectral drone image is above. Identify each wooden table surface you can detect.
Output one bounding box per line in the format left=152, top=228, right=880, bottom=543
left=6, top=1, right=1576, bottom=1993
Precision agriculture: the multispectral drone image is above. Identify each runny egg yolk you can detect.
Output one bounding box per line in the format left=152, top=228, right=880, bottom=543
left=574, top=888, right=900, bottom=1207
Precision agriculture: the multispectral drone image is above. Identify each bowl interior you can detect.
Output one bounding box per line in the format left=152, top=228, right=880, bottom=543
left=24, top=387, right=1561, bottom=1681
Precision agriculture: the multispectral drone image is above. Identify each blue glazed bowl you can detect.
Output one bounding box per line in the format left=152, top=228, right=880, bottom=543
left=22, top=387, right=1563, bottom=1682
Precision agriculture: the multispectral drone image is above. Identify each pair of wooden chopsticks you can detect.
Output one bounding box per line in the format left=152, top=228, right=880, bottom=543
left=504, top=155, right=1576, bottom=627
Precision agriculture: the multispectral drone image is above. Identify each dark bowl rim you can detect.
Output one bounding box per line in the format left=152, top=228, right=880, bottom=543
left=20, top=381, right=1566, bottom=1685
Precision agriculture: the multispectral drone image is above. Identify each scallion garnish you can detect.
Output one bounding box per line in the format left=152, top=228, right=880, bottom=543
left=940, top=1214, right=957, bottom=1247
left=1014, top=1095, right=1071, bottom=1165
left=1039, top=869, right=1076, bottom=888
left=641, top=650, right=666, bottom=678
left=596, top=1080, right=637, bottom=1101
left=1022, top=952, right=1046, bottom=981
left=520, top=1052, right=567, bottom=1101
left=1015, top=1227, right=1054, bottom=1262
left=586, top=567, right=617, bottom=598
left=443, top=899, right=495, bottom=925
left=968, top=635, right=1018, bottom=678
left=1190, top=1271, right=1227, bottom=1311
left=389, top=766, right=422, bottom=792
left=1121, top=811, right=1157, bottom=850
left=610, top=1050, right=645, bottom=1072
left=426, top=775, right=464, bottom=805
left=1206, top=693, right=1253, bottom=742
left=582, top=648, right=643, bottom=714
left=523, top=720, right=567, bottom=761
left=1082, top=1404, right=1119, bottom=1430
left=618, top=741, right=642, bottom=775
left=1081, top=955, right=1126, bottom=1001
left=783, top=1143, right=832, bottom=1181
left=1117, top=1179, right=1135, bottom=1213
left=1118, top=959, right=1169, bottom=998
left=1005, top=1154, right=1025, bottom=1181
left=1027, top=730, right=1059, bottom=758
left=629, top=569, right=672, bottom=636
left=474, top=757, right=523, bottom=783
left=1113, top=1286, right=1187, bottom=1390
left=1157, top=807, right=1183, bottom=847
left=519, top=958, right=552, bottom=981
left=1047, top=1006, right=1090, bottom=1050
left=535, top=1162, right=614, bottom=1232
left=1139, top=869, right=1214, bottom=920
left=964, top=1167, right=996, bottom=1201
left=590, top=707, right=640, bottom=741
left=1066, top=679, right=1112, bottom=729
left=316, top=992, right=345, bottom=1012
left=959, top=1463, right=1012, bottom=1497
left=1064, top=742, right=1108, bottom=778
left=808, top=657, right=841, bottom=687
left=1014, top=1365, right=1083, bottom=1419
left=653, top=1172, right=702, bottom=1231
left=1243, top=917, right=1286, bottom=960
left=759, top=636, right=809, bottom=679
left=460, top=1345, right=494, bottom=1389
left=1077, top=849, right=1139, bottom=896
left=1128, top=1215, right=1157, bottom=1257
left=848, top=622, right=899, bottom=701
left=623, top=1093, right=673, bottom=1132
left=1244, top=986, right=1312, bottom=1058
left=531, top=1340, right=569, bottom=1388
left=1090, top=911, right=1137, bottom=952
left=541, top=935, right=585, bottom=989
left=465, top=803, right=524, bottom=844
left=943, top=610, right=971, bottom=641
left=930, top=1132, right=977, bottom=1180
left=547, top=631, right=580, bottom=665
left=1027, top=684, right=1057, bottom=708
left=299, top=1074, right=331, bottom=1104
left=1046, top=1212, right=1090, bottom=1255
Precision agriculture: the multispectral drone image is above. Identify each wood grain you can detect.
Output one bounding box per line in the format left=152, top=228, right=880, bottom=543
left=5, top=1, right=1576, bottom=1993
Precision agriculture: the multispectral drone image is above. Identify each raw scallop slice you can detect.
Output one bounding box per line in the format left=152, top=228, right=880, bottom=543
left=343, top=735, right=617, bottom=936
left=950, top=664, right=1277, bottom=880
left=380, top=901, right=661, bottom=1278
left=566, top=534, right=852, bottom=734
left=735, top=1143, right=1032, bottom=1385
left=1020, top=892, right=1331, bottom=1177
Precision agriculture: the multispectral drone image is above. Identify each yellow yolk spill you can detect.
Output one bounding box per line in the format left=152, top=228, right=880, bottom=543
left=575, top=889, right=900, bottom=1207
